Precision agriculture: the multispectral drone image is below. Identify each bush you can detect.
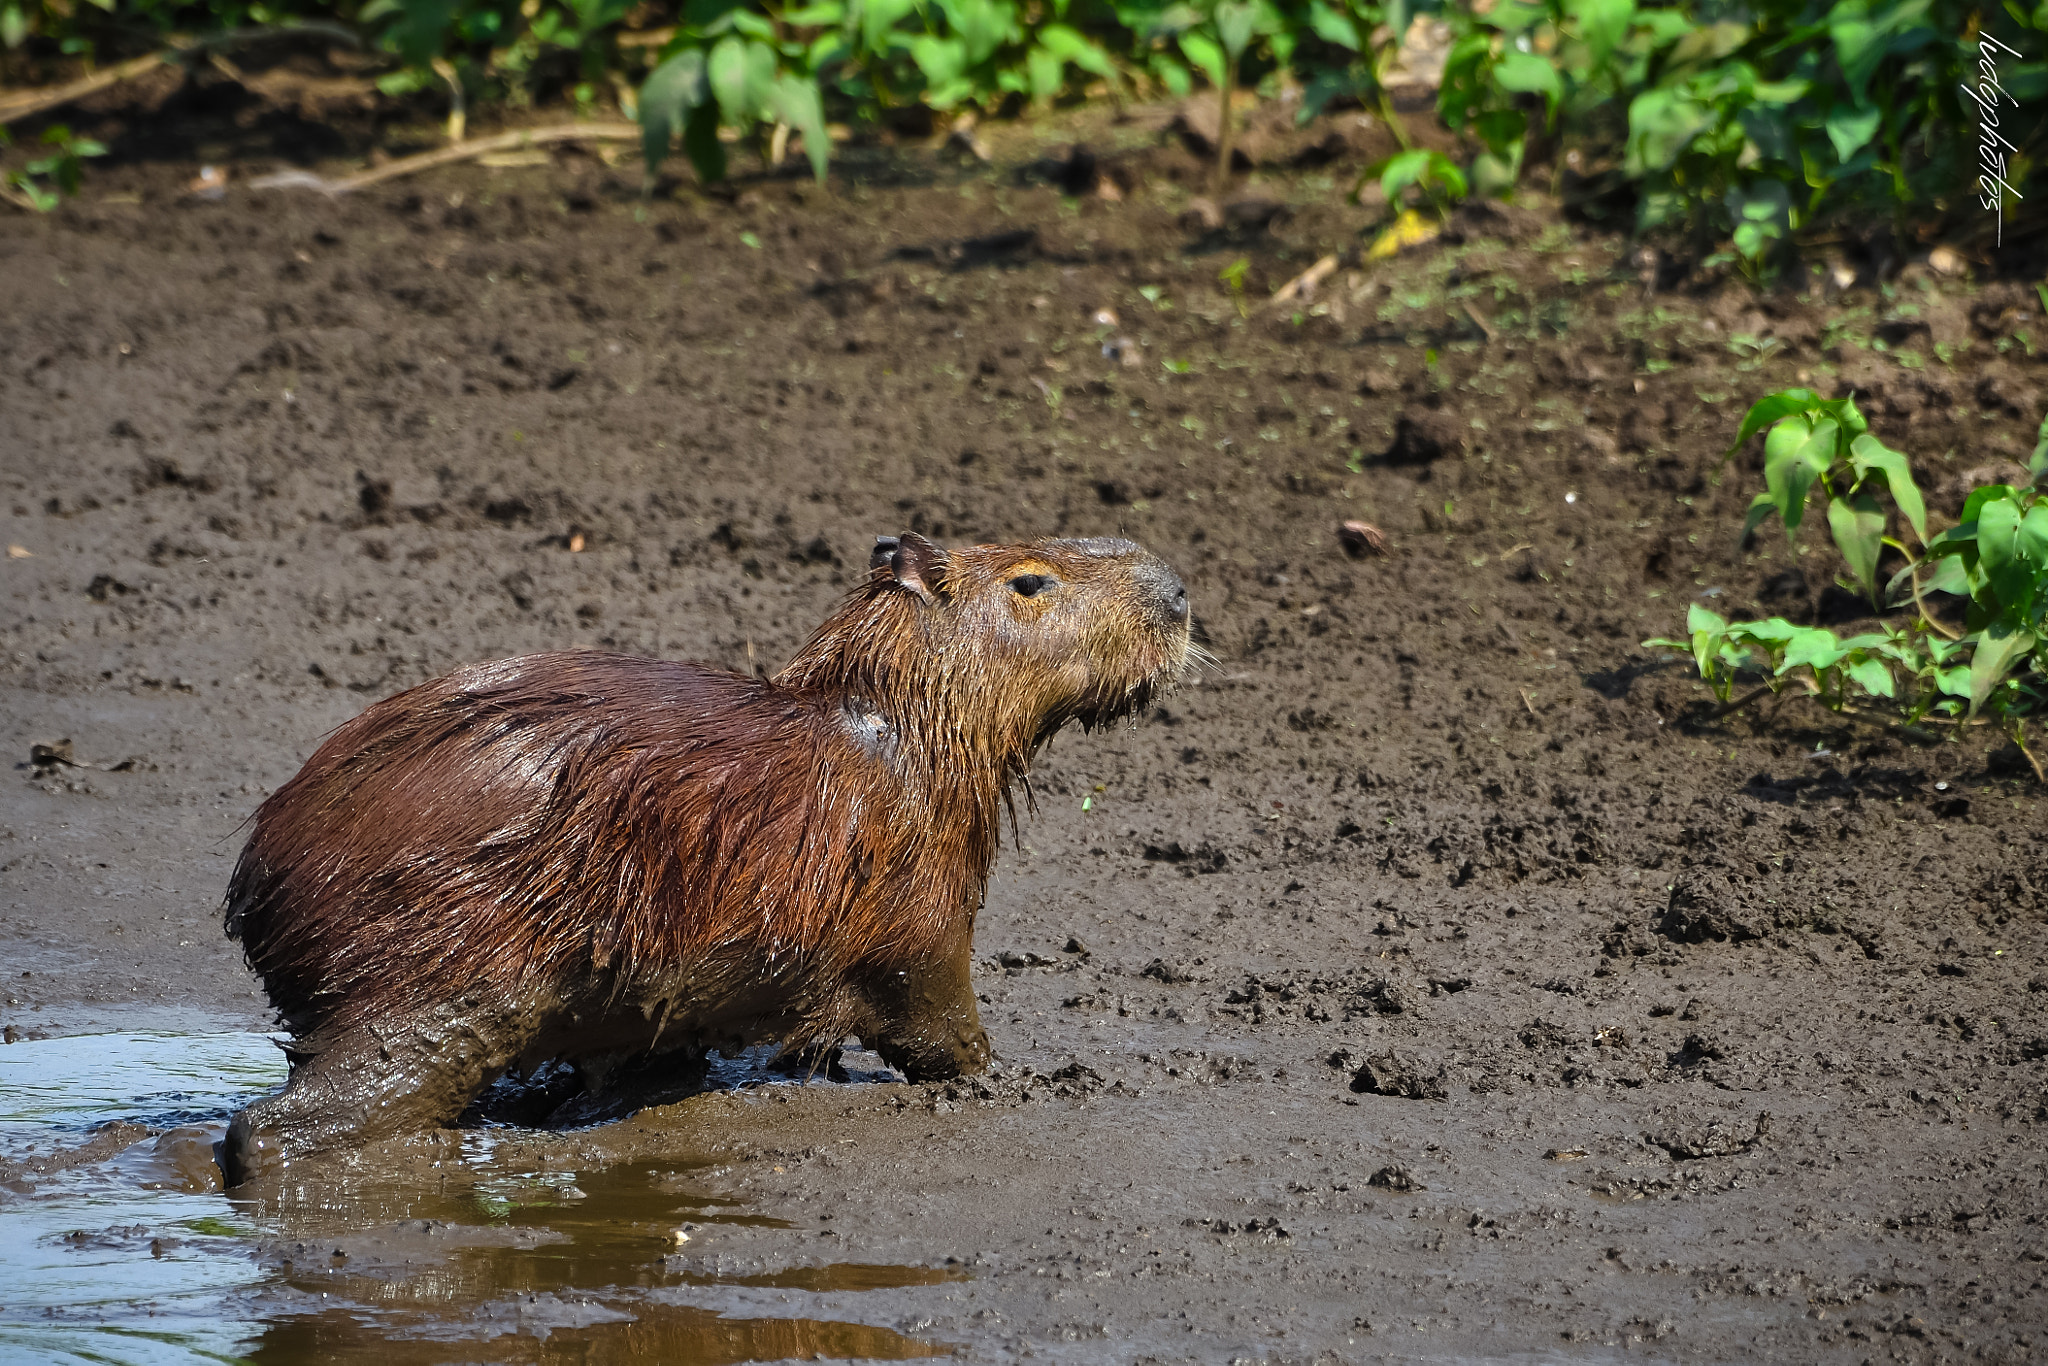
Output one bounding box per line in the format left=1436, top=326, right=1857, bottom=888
left=4, top=0, right=2041, bottom=233
left=1646, top=390, right=2048, bottom=779
left=1431, top=1, right=2047, bottom=273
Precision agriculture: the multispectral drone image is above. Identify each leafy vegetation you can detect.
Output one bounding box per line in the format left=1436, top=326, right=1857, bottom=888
left=1646, top=390, right=2048, bottom=780
left=3, top=0, right=2041, bottom=248
left=1, top=122, right=104, bottom=210
left=1433, top=0, right=2047, bottom=273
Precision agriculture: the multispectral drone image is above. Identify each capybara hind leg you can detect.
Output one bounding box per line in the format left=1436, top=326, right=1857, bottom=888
left=865, top=947, right=990, bottom=1083
left=223, top=999, right=530, bottom=1185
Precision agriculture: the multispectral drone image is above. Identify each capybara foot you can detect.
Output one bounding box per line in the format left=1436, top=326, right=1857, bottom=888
left=220, top=1110, right=287, bottom=1188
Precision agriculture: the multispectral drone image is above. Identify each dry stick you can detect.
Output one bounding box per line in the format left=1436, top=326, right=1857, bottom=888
left=1903, top=554, right=1962, bottom=640
left=1698, top=684, right=1775, bottom=724
left=0, top=51, right=171, bottom=125
left=250, top=123, right=643, bottom=196
left=0, top=24, right=358, bottom=125
left=1267, top=254, right=1339, bottom=310
left=2013, top=726, right=2047, bottom=784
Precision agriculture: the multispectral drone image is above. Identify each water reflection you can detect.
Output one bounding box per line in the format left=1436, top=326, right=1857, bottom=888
left=0, top=1032, right=957, bottom=1364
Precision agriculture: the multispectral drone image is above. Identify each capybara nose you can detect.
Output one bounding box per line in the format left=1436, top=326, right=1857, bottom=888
left=1131, top=558, right=1189, bottom=627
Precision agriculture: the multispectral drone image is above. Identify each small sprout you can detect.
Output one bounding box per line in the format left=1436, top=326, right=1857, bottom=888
left=739, top=231, right=762, bottom=249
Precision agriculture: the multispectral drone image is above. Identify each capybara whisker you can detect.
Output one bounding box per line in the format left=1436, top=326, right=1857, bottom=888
left=219, top=532, right=1192, bottom=1184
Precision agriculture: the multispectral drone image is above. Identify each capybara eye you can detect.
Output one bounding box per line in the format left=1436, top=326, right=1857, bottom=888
left=1010, top=574, right=1050, bottom=597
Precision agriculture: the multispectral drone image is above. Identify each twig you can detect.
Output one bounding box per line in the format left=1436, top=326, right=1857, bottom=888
left=250, top=122, right=643, bottom=196
left=0, top=24, right=361, bottom=126
left=1698, top=684, right=1774, bottom=723
left=430, top=56, right=465, bottom=145
left=2010, top=722, right=2047, bottom=783
left=1268, top=254, right=1339, bottom=310
left=1519, top=687, right=1539, bottom=721
left=0, top=52, right=170, bottom=125
left=1903, top=554, right=1961, bottom=640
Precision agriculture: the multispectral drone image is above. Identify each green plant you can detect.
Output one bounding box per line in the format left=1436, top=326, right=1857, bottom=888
left=1428, top=1, right=2046, bottom=275
left=1357, top=144, right=1465, bottom=216
left=1646, top=390, right=2048, bottom=779
left=3, top=122, right=104, bottom=210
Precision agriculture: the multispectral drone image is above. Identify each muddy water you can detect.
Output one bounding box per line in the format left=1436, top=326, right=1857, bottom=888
left=0, top=1033, right=956, bottom=1363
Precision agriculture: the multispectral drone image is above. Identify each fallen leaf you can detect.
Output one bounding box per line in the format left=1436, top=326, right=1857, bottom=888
left=1366, top=209, right=1439, bottom=261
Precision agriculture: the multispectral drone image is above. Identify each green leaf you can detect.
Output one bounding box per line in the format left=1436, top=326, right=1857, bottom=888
left=1371, top=148, right=1432, bottom=201
left=909, top=32, right=970, bottom=91
left=1037, top=23, right=1118, bottom=80
left=1, top=5, right=27, bottom=49
left=1027, top=41, right=1064, bottom=102
left=1976, top=489, right=2024, bottom=610
left=1150, top=52, right=1193, bottom=97
left=1742, top=488, right=1782, bottom=543
left=1725, top=388, right=1823, bottom=460
left=768, top=72, right=829, bottom=182
left=947, top=0, right=1019, bottom=65
left=639, top=47, right=710, bottom=179
left=861, top=0, right=919, bottom=55
left=1961, top=483, right=2017, bottom=530
left=708, top=34, right=776, bottom=122
left=1828, top=489, right=1886, bottom=606
left=1215, top=0, right=1263, bottom=60
left=2030, top=411, right=2048, bottom=483
left=1885, top=552, right=1970, bottom=607
left=380, top=0, right=460, bottom=68
left=1967, top=625, right=2037, bottom=717
left=1686, top=602, right=1729, bottom=677
left=1845, top=655, right=1896, bottom=697
left=1847, top=432, right=1928, bottom=545
left=1760, top=414, right=1832, bottom=540
left=1494, top=51, right=1563, bottom=110
left=1626, top=88, right=1713, bottom=175
left=1727, top=616, right=1804, bottom=645
left=1178, top=30, right=1226, bottom=86
left=1306, top=0, right=1360, bottom=50
left=1567, top=0, right=1634, bottom=63
left=1781, top=626, right=1852, bottom=674
left=1824, top=102, right=1883, bottom=162
left=1979, top=491, right=2048, bottom=621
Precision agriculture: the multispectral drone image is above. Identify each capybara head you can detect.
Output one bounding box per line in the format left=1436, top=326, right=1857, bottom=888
left=781, top=532, right=1195, bottom=754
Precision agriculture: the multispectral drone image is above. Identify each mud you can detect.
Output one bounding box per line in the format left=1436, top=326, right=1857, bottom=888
left=3, top=95, right=2047, bottom=1362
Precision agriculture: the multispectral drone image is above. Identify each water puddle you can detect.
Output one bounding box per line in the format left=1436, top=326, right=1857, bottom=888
left=0, top=1032, right=958, bottom=1364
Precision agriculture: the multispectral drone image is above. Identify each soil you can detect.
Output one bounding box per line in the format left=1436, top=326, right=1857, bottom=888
left=3, top=85, right=2048, bottom=1363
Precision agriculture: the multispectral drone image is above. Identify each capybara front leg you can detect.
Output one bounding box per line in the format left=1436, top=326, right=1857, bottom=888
left=863, top=945, right=990, bottom=1083
left=223, top=999, right=529, bottom=1185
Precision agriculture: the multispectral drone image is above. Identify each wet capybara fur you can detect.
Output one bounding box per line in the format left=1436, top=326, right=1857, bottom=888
left=220, top=533, right=1193, bottom=1182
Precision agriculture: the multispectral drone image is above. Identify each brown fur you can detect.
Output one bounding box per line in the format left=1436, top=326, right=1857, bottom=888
left=220, top=533, right=1191, bottom=1178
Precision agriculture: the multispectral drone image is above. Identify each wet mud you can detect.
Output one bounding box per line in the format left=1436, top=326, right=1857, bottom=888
left=3, top=98, right=2047, bottom=1362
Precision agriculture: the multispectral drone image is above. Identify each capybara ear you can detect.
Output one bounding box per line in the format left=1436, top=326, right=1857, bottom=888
left=872, top=532, right=948, bottom=602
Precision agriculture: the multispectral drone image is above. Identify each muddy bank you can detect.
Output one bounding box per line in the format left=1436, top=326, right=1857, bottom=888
left=3, top=104, right=2047, bottom=1361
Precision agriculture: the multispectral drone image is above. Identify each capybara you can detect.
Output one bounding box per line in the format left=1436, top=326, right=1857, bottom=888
left=220, top=532, right=1192, bottom=1183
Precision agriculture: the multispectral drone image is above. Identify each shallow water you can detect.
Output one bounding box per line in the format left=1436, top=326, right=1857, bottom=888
left=0, top=1032, right=956, bottom=1364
